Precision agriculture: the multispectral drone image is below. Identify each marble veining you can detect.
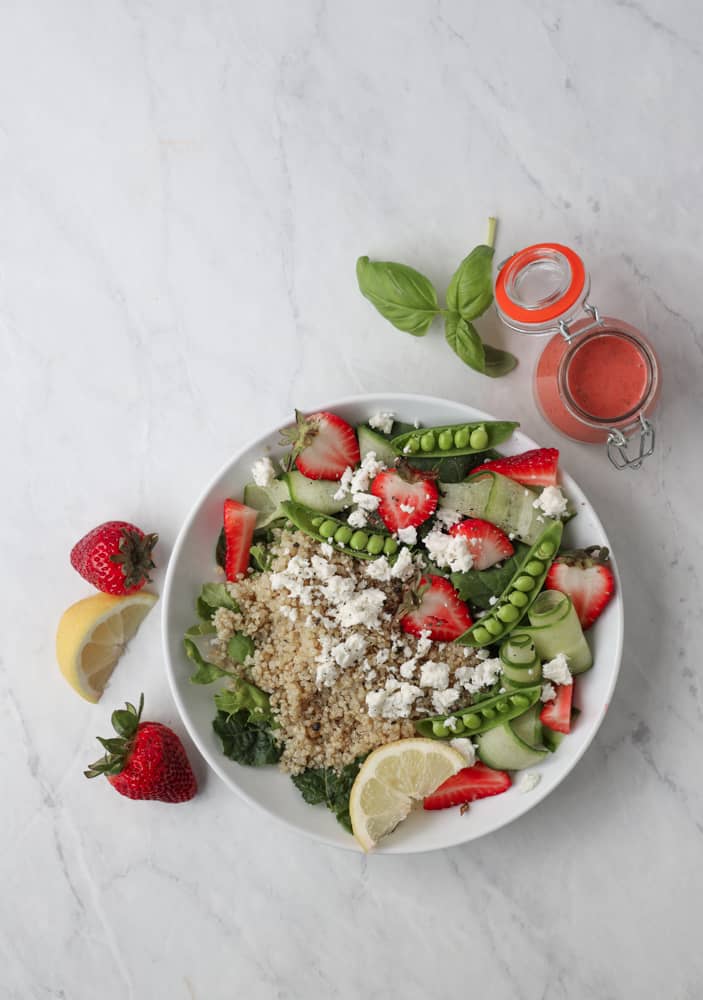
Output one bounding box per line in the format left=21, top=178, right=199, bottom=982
left=1, top=1, right=702, bottom=997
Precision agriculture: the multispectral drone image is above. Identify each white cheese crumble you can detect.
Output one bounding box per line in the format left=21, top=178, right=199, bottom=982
left=541, top=682, right=557, bottom=702
left=347, top=507, right=368, bottom=529
left=320, top=542, right=334, bottom=558
left=321, top=575, right=356, bottom=606
left=435, top=508, right=463, bottom=528
left=533, top=485, right=568, bottom=518
left=415, top=629, right=433, bottom=657
left=353, top=491, right=380, bottom=512
left=455, top=657, right=502, bottom=694
left=542, top=652, right=572, bottom=686
left=368, top=411, right=395, bottom=434
left=399, top=502, right=416, bottom=514
left=334, top=452, right=386, bottom=500
left=251, top=455, right=276, bottom=487
left=364, top=556, right=393, bottom=582
left=518, top=772, right=541, bottom=794
left=419, top=661, right=450, bottom=690
left=336, top=588, right=386, bottom=629
left=432, top=688, right=460, bottom=714
left=310, top=555, right=335, bottom=581
left=450, top=738, right=477, bottom=766
left=391, top=546, right=415, bottom=580
left=444, top=716, right=459, bottom=732
left=423, top=526, right=474, bottom=573
left=397, top=525, right=417, bottom=545
left=331, top=633, right=367, bottom=668
left=365, top=682, right=423, bottom=719
left=399, top=657, right=417, bottom=679
left=488, top=596, right=498, bottom=606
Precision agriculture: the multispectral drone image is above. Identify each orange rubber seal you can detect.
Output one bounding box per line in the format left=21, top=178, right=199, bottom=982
left=495, top=243, right=586, bottom=325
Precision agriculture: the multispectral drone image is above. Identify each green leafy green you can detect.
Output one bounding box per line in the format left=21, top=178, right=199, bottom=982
left=445, top=313, right=486, bottom=373
left=356, top=257, right=439, bottom=336
left=227, top=633, right=255, bottom=664
left=483, top=343, right=519, bottom=378
left=450, top=543, right=529, bottom=610
left=196, top=582, right=239, bottom=621
left=249, top=543, right=272, bottom=572
left=446, top=244, right=495, bottom=321
left=184, top=636, right=227, bottom=685
left=215, top=528, right=226, bottom=570
left=213, top=710, right=281, bottom=767
left=214, top=679, right=273, bottom=724
left=291, top=756, right=366, bottom=833
left=411, top=450, right=501, bottom=483
left=185, top=622, right=216, bottom=637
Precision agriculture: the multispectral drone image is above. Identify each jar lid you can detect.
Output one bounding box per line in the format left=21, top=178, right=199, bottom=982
left=495, top=243, right=587, bottom=329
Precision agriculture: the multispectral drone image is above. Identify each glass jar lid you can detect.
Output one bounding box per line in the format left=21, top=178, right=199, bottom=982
left=495, top=243, right=588, bottom=334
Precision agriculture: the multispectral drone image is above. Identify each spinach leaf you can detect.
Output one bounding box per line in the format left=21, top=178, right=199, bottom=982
left=227, top=633, right=255, bottom=664
left=445, top=313, right=486, bottom=373
left=185, top=622, right=216, bottom=637
left=215, top=528, right=226, bottom=570
left=196, top=582, right=239, bottom=621
left=184, top=636, right=227, bottom=685
left=451, top=543, right=529, bottom=610
left=249, top=543, right=272, bottom=572
left=446, top=244, right=495, bottom=321
left=213, top=710, right=282, bottom=767
left=356, top=257, right=439, bottom=337
left=214, top=679, right=273, bottom=724
left=291, top=756, right=366, bottom=833
left=411, top=450, right=500, bottom=483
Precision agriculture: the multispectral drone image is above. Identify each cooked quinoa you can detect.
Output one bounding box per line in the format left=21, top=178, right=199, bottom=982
left=208, top=529, right=482, bottom=774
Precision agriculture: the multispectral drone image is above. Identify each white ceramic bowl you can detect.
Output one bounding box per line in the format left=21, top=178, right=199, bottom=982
left=162, top=393, right=623, bottom=853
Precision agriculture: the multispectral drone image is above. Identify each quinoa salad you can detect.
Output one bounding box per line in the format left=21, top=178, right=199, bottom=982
left=182, top=408, right=613, bottom=843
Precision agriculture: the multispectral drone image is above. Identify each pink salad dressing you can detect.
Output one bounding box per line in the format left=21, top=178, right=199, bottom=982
left=565, top=333, right=649, bottom=420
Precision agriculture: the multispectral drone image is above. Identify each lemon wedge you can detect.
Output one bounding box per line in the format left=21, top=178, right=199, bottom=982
left=349, top=738, right=465, bottom=851
left=56, top=591, right=157, bottom=702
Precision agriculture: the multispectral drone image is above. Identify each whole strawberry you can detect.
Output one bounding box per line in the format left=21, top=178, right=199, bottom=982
left=84, top=694, right=197, bottom=803
left=71, top=520, right=158, bottom=595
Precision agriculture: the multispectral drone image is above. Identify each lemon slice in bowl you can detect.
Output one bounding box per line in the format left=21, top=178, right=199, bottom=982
left=349, top=738, right=465, bottom=851
left=56, top=592, right=157, bottom=702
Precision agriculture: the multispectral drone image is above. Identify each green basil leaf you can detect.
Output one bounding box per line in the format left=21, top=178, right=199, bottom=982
left=356, top=256, right=439, bottom=336
left=184, top=636, right=227, bottom=685
left=227, top=632, right=255, bottom=665
left=446, top=244, right=495, bottom=321
left=445, top=313, right=485, bottom=373
left=483, top=344, right=518, bottom=378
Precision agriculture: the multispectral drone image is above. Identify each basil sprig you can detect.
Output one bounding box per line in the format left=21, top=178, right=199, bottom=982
left=356, top=217, right=517, bottom=378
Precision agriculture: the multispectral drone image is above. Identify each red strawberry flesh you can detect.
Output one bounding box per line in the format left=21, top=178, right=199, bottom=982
left=224, top=499, right=257, bottom=581
left=539, top=683, right=573, bottom=734
left=472, top=448, right=559, bottom=488
left=400, top=575, right=473, bottom=642
left=371, top=467, right=438, bottom=531
left=545, top=546, right=615, bottom=629
left=283, top=410, right=360, bottom=481
left=424, top=762, right=511, bottom=810
left=449, top=517, right=514, bottom=571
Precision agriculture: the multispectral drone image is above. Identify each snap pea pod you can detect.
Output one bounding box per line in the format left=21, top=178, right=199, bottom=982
left=414, top=685, right=542, bottom=740
left=455, top=519, right=564, bottom=647
left=390, top=420, right=519, bottom=459
left=280, top=501, right=399, bottom=560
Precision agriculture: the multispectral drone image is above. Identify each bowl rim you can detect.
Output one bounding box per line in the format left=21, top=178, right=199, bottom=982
left=161, top=392, right=624, bottom=853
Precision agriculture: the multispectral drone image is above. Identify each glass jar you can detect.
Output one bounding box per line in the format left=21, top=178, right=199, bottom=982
left=494, top=242, right=660, bottom=469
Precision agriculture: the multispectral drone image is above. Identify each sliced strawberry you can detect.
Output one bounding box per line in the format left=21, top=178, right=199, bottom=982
left=370, top=467, right=438, bottom=532
left=223, top=499, right=257, bottom=581
left=280, top=410, right=360, bottom=481
left=400, top=575, right=473, bottom=641
left=449, top=517, right=514, bottom=571
left=539, top=682, right=573, bottom=734
left=472, top=448, right=559, bottom=488
left=423, top=762, right=511, bottom=810
left=545, top=545, right=615, bottom=629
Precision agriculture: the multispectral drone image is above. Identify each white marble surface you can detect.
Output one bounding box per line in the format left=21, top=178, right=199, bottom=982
left=1, top=1, right=702, bottom=997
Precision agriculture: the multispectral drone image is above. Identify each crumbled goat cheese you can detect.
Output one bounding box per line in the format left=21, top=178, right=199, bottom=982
left=432, top=688, right=460, bottom=714
left=399, top=502, right=416, bottom=514
left=278, top=604, right=298, bottom=622
left=316, top=661, right=338, bottom=687
left=434, top=508, right=463, bottom=528
left=424, top=526, right=474, bottom=573
left=310, top=555, right=335, bottom=581
left=542, top=652, right=572, bottom=686
left=320, top=542, right=334, bottom=558
left=476, top=648, right=491, bottom=660
left=399, top=658, right=417, bottom=679
left=331, top=633, right=367, bottom=668
left=416, top=629, right=433, bottom=657
left=518, top=772, right=542, bottom=793
left=375, top=648, right=390, bottom=666
left=334, top=452, right=386, bottom=500
left=364, top=556, right=392, bottom=582
left=366, top=682, right=423, bottom=720
left=533, top=485, right=568, bottom=518
left=420, top=661, right=450, bottom=690
left=456, top=657, right=502, bottom=693
left=368, top=411, right=395, bottom=434
left=321, top=574, right=356, bottom=606
left=353, top=491, right=380, bottom=512
left=397, top=525, right=417, bottom=545
left=336, top=588, right=386, bottom=628
left=391, top=546, right=415, bottom=580
left=347, top=507, right=368, bottom=529
left=541, top=683, right=557, bottom=702
left=450, top=738, right=477, bottom=766
left=251, top=455, right=276, bottom=487
left=489, top=595, right=498, bottom=606
left=365, top=689, right=388, bottom=717
left=444, top=716, right=459, bottom=732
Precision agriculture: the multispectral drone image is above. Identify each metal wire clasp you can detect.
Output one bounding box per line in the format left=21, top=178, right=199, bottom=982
left=558, top=302, right=603, bottom=342
left=607, top=414, right=655, bottom=470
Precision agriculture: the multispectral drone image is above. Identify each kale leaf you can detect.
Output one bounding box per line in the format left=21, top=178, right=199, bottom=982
left=291, top=756, right=366, bottom=833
